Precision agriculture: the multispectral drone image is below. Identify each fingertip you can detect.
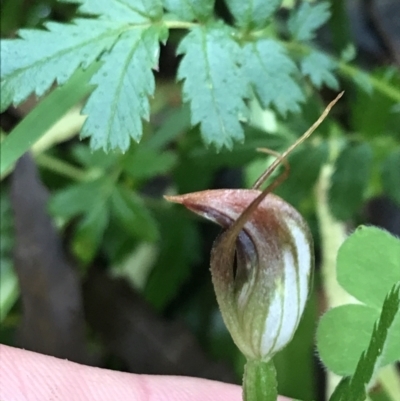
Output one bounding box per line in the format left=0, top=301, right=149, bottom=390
left=0, top=345, right=290, bottom=401
left=0, top=345, right=242, bottom=401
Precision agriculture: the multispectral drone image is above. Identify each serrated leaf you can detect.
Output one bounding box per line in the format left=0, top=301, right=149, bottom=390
left=329, top=378, right=351, bottom=401
left=0, top=19, right=122, bottom=111
left=381, top=149, right=400, bottom=206
left=242, top=39, right=304, bottom=115
left=60, top=0, right=163, bottom=22
left=275, top=142, right=328, bottom=206
left=225, top=0, right=282, bottom=29
left=177, top=24, right=248, bottom=149
left=163, top=0, right=214, bottom=21
left=328, top=142, right=372, bottom=220
left=340, top=284, right=400, bottom=401
left=81, top=26, right=163, bottom=151
left=301, top=50, right=338, bottom=90
left=111, top=186, right=158, bottom=242
left=288, top=2, right=330, bottom=42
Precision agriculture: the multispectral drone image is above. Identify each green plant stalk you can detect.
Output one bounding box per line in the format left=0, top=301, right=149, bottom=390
left=243, top=359, right=278, bottom=401
left=35, top=153, right=87, bottom=182
left=284, top=42, right=400, bottom=103
left=315, top=163, right=355, bottom=397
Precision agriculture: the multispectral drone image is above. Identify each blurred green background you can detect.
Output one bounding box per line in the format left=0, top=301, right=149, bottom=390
left=1, top=1, right=399, bottom=400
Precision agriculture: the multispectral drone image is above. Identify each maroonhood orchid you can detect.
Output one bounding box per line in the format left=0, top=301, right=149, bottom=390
left=165, top=93, right=343, bottom=401
left=166, top=189, right=313, bottom=361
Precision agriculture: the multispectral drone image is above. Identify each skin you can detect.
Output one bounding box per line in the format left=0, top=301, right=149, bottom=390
left=0, top=345, right=289, bottom=401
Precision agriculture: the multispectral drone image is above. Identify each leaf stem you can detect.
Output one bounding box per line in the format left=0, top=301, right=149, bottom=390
left=336, top=61, right=400, bottom=101
left=164, top=20, right=197, bottom=30
left=243, top=359, right=278, bottom=401
left=36, top=153, right=87, bottom=182
left=284, top=41, right=400, bottom=102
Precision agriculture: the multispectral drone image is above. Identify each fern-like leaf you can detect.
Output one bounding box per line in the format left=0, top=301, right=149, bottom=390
left=81, top=26, right=165, bottom=151
left=288, top=2, right=330, bottom=42
left=163, top=0, right=214, bottom=21
left=301, top=50, right=338, bottom=90
left=224, top=0, right=282, bottom=29
left=0, top=19, right=123, bottom=111
left=242, top=39, right=304, bottom=115
left=177, top=24, right=249, bottom=150
left=60, top=0, right=163, bottom=22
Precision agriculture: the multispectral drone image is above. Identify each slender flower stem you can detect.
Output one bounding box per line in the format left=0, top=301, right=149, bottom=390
left=243, top=359, right=278, bottom=401
left=315, top=163, right=354, bottom=397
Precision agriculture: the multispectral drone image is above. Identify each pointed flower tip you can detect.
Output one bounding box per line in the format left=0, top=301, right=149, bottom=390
left=164, top=191, right=213, bottom=208
left=163, top=194, right=184, bottom=204
left=164, top=193, right=199, bottom=205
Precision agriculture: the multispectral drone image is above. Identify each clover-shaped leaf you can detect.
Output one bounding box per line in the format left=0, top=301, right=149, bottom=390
left=317, top=226, right=400, bottom=375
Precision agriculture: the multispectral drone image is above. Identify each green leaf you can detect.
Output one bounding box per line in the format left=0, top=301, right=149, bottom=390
left=145, top=105, right=191, bottom=150
left=177, top=24, right=249, bottom=149
left=49, top=178, right=110, bottom=219
left=242, top=39, right=304, bottom=115
left=81, top=26, right=164, bottom=151
left=318, top=304, right=379, bottom=376
left=72, top=199, right=109, bottom=264
left=0, top=192, right=18, bottom=322
left=351, top=70, right=373, bottom=95
left=288, top=2, right=330, bottom=42
left=337, top=226, right=400, bottom=310
left=0, top=63, right=99, bottom=177
left=60, top=0, right=163, bottom=22
left=381, top=148, right=400, bottom=206
left=339, top=284, right=400, bottom=401
left=1, top=0, right=166, bottom=152
left=351, top=68, right=400, bottom=138
left=121, top=148, right=177, bottom=180
left=328, top=142, right=372, bottom=220
left=0, top=258, right=18, bottom=322
left=317, top=227, right=400, bottom=376
left=163, top=0, right=214, bottom=21
left=110, top=186, right=159, bottom=242
left=329, top=377, right=351, bottom=401
left=225, top=0, right=282, bottom=29
left=71, top=145, right=118, bottom=169
left=1, top=19, right=123, bottom=110
left=301, top=50, right=338, bottom=90
left=144, top=208, right=200, bottom=310
left=275, top=142, right=328, bottom=206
